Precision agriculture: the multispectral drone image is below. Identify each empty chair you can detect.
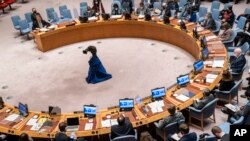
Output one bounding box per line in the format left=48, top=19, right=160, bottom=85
left=212, top=9, right=220, bottom=21
left=214, top=80, right=243, bottom=103
left=46, top=7, right=55, bottom=22
left=80, top=2, right=88, bottom=8
left=235, top=17, right=247, bottom=32
left=61, top=9, right=72, bottom=20
left=197, top=7, right=208, bottom=22
left=222, top=30, right=237, bottom=47
left=188, top=98, right=218, bottom=131
left=24, top=12, right=33, bottom=27
left=212, top=20, right=221, bottom=35
left=19, top=19, right=31, bottom=39
left=50, top=11, right=60, bottom=23
left=11, top=15, right=21, bottom=30
left=210, top=1, right=220, bottom=12
left=244, top=7, right=250, bottom=14
left=59, top=5, right=67, bottom=17
left=179, top=0, right=187, bottom=11
left=228, top=42, right=250, bottom=56
left=153, top=2, right=162, bottom=10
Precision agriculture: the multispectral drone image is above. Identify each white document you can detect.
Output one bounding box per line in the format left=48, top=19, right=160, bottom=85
left=225, top=104, right=239, bottom=112
left=110, top=15, right=122, bottom=19
left=197, top=27, right=204, bottom=32
left=84, top=123, right=93, bottom=130
left=151, top=108, right=158, bottom=114
left=206, top=35, right=217, bottom=41
left=157, top=100, right=164, bottom=107
left=156, top=107, right=163, bottom=112
left=206, top=73, right=218, bottom=79
left=171, top=133, right=180, bottom=141
left=138, top=15, right=145, bottom=19
left=101, top=119, right=111, bottom=128
left=176, top=95, right=190, bottom=102
left=148, top=100, right=165, bottom=113
left=30, top=123, right=42, bottom=131
left=4, top=114, right=20, bottom=122
left=26, top=118, right=38, bottom=126
left=204, top=61, right=213, bottom=65
left=212, top=60, right=224, bottom=68
left=110, top=119, right=118, bottom=126
left=88, top=16, right=98, bottom=21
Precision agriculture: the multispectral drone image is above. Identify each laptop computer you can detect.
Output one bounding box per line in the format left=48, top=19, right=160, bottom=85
left=66, top=117, right=79, bottom=132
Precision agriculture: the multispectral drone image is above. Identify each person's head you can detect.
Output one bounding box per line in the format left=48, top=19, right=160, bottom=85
left=234, top=47, right=242, bottom=57
left=203, top=88, right=211, bottom=97
left=222, top=70, right=233, bottom=81
left=206, top=12, right=212, bottom=19
left=139, top=2, right=144, bottom=8
left=83, top=46, right=97, bottom=55
left=32, top=8, right=37, bottom=13
left=139, top=131, right=157, bottom=141
left=167, top=104, right=176, bottom=115
left=222, top=22, right=231, bottom=30
left=117, top=114, right=125, bottom=126
left=19, top=133, right=29, bottom=141
left=179, top=123, right=190, bottom=135
left=211, top=126, right=223, bottom=139
left=58, top=122, right=67, bottom=132
left=124, top=13, right=131, bottom=20
left=228, top=6, right=233, bottom=12
left=113, top=3, right=118, bottom=10
left=35, top=14, right=42, bottom=22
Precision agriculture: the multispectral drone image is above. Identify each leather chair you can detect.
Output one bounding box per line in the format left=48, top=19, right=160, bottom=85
left=219, top=116, right=244, bottom=134
left=188, top=98, right=218, bottom=131
left=109, top=129, right=137, bottom=141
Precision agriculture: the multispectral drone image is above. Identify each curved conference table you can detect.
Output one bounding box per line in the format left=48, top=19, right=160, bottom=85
left=0, top=17, right=228, bottom=139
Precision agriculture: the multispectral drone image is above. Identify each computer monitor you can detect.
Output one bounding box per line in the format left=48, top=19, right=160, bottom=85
left=66, top=117, right=79, bottom=126
left=200, top=36, right=207, bottom=48
left=18, top=102, right=28, bottom=117
left=151, top=87, right=166, bottom=100
left=177, top=74, right=190, bottom=87
left=193, top=60, right=204, bottom=73
left=48, top=106, right=61, bottom=115
left=83, top=105, right=97, bottom=118
left=180, top=20, right=187, bottom=31
left=0, top=97, right=4, bottom=109
left=202, top=47, right=209, bottom=60
left=119, top=99, right=134, bottom=111
left=193, top=27, right=199, bottom=39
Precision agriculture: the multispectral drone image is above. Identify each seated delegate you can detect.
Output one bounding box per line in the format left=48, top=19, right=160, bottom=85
left=192, top=88, right=214, bottom=109
left=32, top=14, right=50, bottom=30
left=166, top=123, right=197, bottom=141
left=218, top=22, right=233, bottom=42
left=211, top=126, right=229, bottom=141
left=230, top=48, right=246, bottom=73
left=201, top=13, right=216, bottom=31
left=217, top=70, right=235, bottom=91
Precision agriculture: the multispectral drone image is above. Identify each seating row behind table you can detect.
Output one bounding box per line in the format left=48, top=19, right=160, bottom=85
left=0, top=17, right=228, bottom=139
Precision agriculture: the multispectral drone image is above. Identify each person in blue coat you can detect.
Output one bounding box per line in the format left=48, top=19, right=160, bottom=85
left=83, top=46, right=112, bottom=84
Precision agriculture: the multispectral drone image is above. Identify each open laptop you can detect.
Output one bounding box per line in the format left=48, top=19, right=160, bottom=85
left=66, top=117, right=79, bottom=132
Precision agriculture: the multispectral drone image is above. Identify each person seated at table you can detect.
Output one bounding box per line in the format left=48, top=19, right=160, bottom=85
left=166, top=123, right=197, bottom=141
left=121, top=0, right=133, bottom=14
left=192, top=88, right=214, bottom=109
left=31, top=8, right=42, bottom=23
left=83, top=6, right=95, bottom=17
left=140, top=131, right=157, bottom=141
left=110, top=114, right=135, bottom=140
left=211, top=126, right=229, bottom=141
left=55, top=122, right=71, bottom=141
left=218, top=22, right=233, bottom=42
left=92, top=0, right=105, bottom=14
left=32, top=14, right=51, bottom=30
left=230, top=48, right=246, bottom=73
left=136, top=2, right=146, bottom=16
left=19, top=132, right=33, bottom=141
left=217, top=70, right=235, bottom=91
left=220, top=6, right=235, bottom=27
left=111, top=3, right=122, bottom=15
left=186, top=8, right=197, bottom=23
left=155, top=104, right=185, bottom=129
left=201, top=12, right=216, bottom=31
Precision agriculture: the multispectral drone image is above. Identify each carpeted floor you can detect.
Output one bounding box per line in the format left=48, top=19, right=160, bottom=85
left=0, top=0, right=250, bottom=137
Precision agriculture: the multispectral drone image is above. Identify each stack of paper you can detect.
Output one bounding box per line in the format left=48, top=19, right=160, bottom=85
left=176, top=95, right=190, bottom=102
left=26, top=118, right=38, bottom=126
left=212, top=59, right=224, bottom=68
left=205, top=73, right=218, bottom=83
left=30, top=123, right=43, bottom=131
left=206, top=35, right=217, bottom=41
left=110, top=15, right=122, bottom=19
left=138, top=15, right=145, bottom=19
left=148, top=100, right=164, bottom=114
left=197, top=27, right=204, bottom=32
left=84, top=123, right=93, bottom=130
left=101, top=119, right=118, bottom=128
left=4, top=114, right=20, bottom=122
left=88, top=16, right=98, bottom=21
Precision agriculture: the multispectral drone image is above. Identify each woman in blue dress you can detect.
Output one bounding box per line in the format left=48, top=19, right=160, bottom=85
left=83, top=46, right=112, bottom=84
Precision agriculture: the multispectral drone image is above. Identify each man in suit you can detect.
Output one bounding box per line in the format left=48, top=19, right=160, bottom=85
left=201, top=13, right=216, bottom=31
left=193, top=88, right=214, bottom=109
left=155, top=104, right=185, bottom=129
left=230, top=48, right=246, bottom=73
left=32, top=14, right=51, bottom=30
left=211, top=126, right=229, bottom=141
left=55, top=122, right=71, bottom=141
left=110, top=114, right=135, bottom=139
left=178, top=123, right=197, bottom=141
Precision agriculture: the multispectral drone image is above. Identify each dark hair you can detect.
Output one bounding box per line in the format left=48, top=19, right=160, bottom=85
left=179, top=123, right=189, bottom=135
left=117, top=114, right=125, bottom=126
left=58, top=122, right=67, bottom=132
left=83, top=46, right=97, bottom=56
left=140, top=131, right=157, bottom=141
left=163, top=15, right=170, bottom=24
left=167, top=105, right=176, bottom=115
left=211, top=126, right=222, bottom=135
left=19, top=133, right=29, bottom=141
left=222, top=70, right=233, bottom=81
left=113, top=3, right=118, bottom=8
left=203, top=88, right=210, bottom=97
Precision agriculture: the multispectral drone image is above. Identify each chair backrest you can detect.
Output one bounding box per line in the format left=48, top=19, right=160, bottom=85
left=210, top=1, right=220, bottom=12
left=62, top=9, right=72, bottom=19
left=46, top=7, right=55, bottom=21
left=163, top=121, right=179, bottom=137
left=11, top=15, right=21, bottom=27
left=80, top=6, right=88, bottom=17
left=233, top=116, right=244, bottom=125
left=213, top=20, right=221, bottom=33
left=244, top=7, right=250, bottom=14
left=111, top=1, right=122, bottom=14
left=18, top=19, right=29, bottom=30
left=204, top=135, right=218, bottom=141
left=24, top=12, right=32, bottom=23
left=80, top=2, right=88, bottom=8
left=226, top=30, right=237, bottom=43
left=51, top=12, right=60, bottom=23
left=153, top=2, right=162, bottom=10
left=59, top=5, right=68, bottom=16
left=179, top=0, right=187, bottom=8
left=231, top=79, right=243, bottom=95
left=212, top=9, right=220, bottom=21
left=201, top=98, right=218, bottom=119
left=199, top=7, right=208, bottom=17
left=112, top=135, right=136, bottom=141
left=240, top=42, right=249, bottom=55
left=236, top=17, right=247, bottom=30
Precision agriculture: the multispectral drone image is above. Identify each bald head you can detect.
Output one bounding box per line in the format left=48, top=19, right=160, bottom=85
left=234, top=48, right=242, bottom=57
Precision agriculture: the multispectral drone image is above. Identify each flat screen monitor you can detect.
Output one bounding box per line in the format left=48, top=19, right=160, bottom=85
left=177, top=74, right=190, bottom=87
left=18, top=102, right=28, bottom=117
left=193, top=27, right=199, bottom=39
left=180, top=20, right=186, bottom=30
left=67, top=117, right=79, bottom=126
left=200, top=36, right=207, bottom=48
left=0, top=97, right=3, bottom=109
left=193, top=60, right=204, bottom=73
left=202, top=47, right=209, bottom=60
left=151, top=87, right=166, bottom=100
left=48, top=106, right=61, bottom=115
left=83, top=105, right=97, bottom=118
left=119, top=99, right=134, bottom=111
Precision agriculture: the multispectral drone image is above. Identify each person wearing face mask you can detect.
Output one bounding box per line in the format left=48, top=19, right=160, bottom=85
left=92, top=0, right=105, bottom=14
left=111, top=3, right=122, bottom=15
left=136, top=2, right=146, bottom=16
left=229, top=48, right=246, bottom=73
left=121, top=0, right=133, bottom=14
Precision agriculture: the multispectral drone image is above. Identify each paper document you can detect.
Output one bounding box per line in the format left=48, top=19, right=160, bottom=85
left=212, top=59, right=224, bottom=68
left=111, top=119, right=118, bottom=126
left=26, top=118, right=38, bottom=126
left=204, top=61, right=213, bottom=65
left=206, top=35, right=217, bottom=41
left=88, top=16, right=98, bottom=21
left=205, top=73, right=218, bottom=83
left=225, top=104, right=239, bottom=112
left=84, top=123, right=93, bottom=130
left=4, top=114, right=20, bottom=122
left=30, top=123, right=42, bottom=131
left=138, top=15, right=145, bottom=19
left=101, top=119, right=111, bottom=128
left=110, top=15, right=122, bottom=19
left=197, top=27, right=204, bottom=32
left=171, top=133, right=180, bottom=140
left=176, top=95, right=190, bottom=102
left=148, top=100, right=165, bottom=114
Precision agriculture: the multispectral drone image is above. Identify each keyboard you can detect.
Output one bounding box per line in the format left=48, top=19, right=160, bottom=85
left=66, top=125, right=79, bottom=132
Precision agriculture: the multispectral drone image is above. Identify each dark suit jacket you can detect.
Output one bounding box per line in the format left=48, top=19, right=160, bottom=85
left=157, top=112, right=185, bottom=129
left=203, top=18, right=216, bottom=30
left=193, top=94, right=214, bottom=109
left=221, top=133, right=229, bottom=141
left=54, top=132, right=70, bottom=141
left=32, top=20, right=51, bottom=30
left=230, top=54, right=246, bottom=73
left=219, top=80, right=235, bottom=91
left=110, top=118, right=135, bottom=139
left=179, top=132, right=197, bottom=141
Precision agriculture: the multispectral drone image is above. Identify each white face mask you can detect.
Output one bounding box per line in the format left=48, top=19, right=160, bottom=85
left=115, top=8, right=118, bottom=10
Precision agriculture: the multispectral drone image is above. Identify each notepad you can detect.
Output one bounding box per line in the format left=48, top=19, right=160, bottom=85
left=26, top=118, right=38, bottom=126
left=84, top=123, right=93, bottom=130
left=110, top=15, right=122, bottom=19
left=212, top=59, right=224, bottom=68
left=206, top=35, right=217, bottom=41
left=176, top=94, right=190, bottom=102
left=88, top=16, right=98, bottom=21
left=4, top=114, right=20, bottom=122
